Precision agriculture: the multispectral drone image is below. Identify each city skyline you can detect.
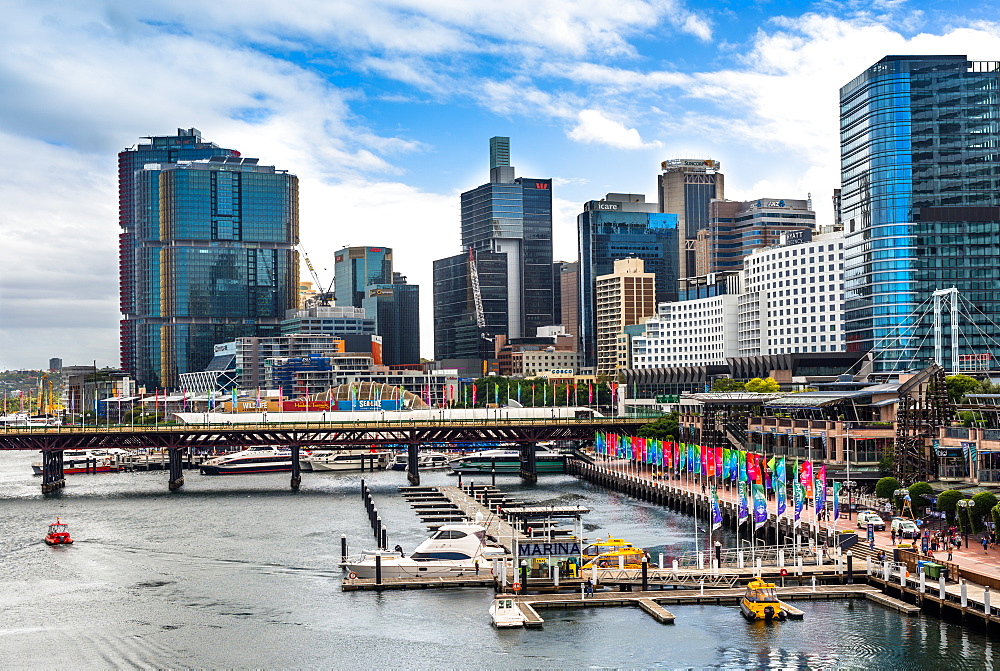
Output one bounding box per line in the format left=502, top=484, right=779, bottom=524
left=3, top=2, right=1000, bottom=369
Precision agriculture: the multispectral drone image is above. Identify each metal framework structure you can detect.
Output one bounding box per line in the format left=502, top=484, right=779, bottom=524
left=1, top=417, right=648, bottom=492
left=893, top=363, right=952, bottom=484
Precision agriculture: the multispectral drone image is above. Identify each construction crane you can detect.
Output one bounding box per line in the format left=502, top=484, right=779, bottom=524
left=299, top=244, right=335, bottom=307
left=468, top=246, right=495, bottom=375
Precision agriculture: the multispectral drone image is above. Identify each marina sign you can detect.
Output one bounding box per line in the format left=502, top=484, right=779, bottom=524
left=518, top=542, right=581, bottom=557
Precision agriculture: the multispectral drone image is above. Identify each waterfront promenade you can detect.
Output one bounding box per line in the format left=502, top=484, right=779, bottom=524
left=585, top=453, right=1000, bottom=584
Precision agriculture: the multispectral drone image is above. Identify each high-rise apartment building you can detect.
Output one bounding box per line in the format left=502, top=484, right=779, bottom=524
left=119, top=129, right=298, bottom=389
left=595, top=258, right=656, bottom=377
left=433, top=137, right=554, bottom=361
left=658, top=159, right=724, bottom=281
left=841, top=55, right=1000, bottom=372
left=334, top=246, right=393, bottom=309
left=577, top=193, right=678, bottom=367
left=695, top=198, right=815, bottom=276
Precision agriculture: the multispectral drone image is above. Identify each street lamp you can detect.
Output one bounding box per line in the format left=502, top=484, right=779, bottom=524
left=843, top=480, right=857, bottom=520
left=957, top=499, right=974, bottom=549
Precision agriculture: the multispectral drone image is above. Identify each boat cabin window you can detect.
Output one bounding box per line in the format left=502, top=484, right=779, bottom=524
left=409, top=552, right=473, bottom=561
left=746, top=587, right=777, bottom=602
left=433, top=530, right=468, bottom=540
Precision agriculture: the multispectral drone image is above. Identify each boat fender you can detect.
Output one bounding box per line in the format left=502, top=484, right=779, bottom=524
left=348, top=572, right=358, bottom=580
left=779, top=568, right=788, bottom=576
left=512, top=581, right=521, bottom=591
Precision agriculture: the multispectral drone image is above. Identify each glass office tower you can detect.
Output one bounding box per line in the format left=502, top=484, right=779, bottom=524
left=578, top=194, right=678, bottom=367
left=119, top=128, right=236, bottom=381
left=840, top=55, right=1000, bottom=372
left=333, top=246, right=393, bottom=308
left=433, top=137, right=554, bottom=360
left=362, top=275, right=421, bottom=365
left=123, top=147, right=298, bottom=389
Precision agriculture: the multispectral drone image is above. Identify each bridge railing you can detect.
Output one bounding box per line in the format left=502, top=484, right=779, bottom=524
left=1, top=415, right=651, bottom=436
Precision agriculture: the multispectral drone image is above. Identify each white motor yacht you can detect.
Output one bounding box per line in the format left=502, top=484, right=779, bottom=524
left=308, top=450, right=389, bottom=472
left=343, top=523, right=506, bottom=579
left=387, top=451, right=451, bottom=471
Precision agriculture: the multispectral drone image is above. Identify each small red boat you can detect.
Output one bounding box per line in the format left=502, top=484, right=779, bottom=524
left=45, top=518, right=74, bottom=546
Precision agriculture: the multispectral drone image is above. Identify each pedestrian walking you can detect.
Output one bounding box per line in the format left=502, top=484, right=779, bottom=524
left=983, top=535, right=990, bottom=553
left=585, top=576, right=595, bottom=597
left=891, top=528, right=896, bottom=545
left=947, top=547, right=954, bottom=561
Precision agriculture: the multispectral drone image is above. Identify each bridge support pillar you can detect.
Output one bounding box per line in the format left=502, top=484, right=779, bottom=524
left=41, top=450, right=66, bottom=494
left=168, top=448, right=185, bottom=490
left=290, top=444, right=301, bottom=490
left=519, top=443, right=537, bottom=483
left=407, top=442, right=420, bottom=486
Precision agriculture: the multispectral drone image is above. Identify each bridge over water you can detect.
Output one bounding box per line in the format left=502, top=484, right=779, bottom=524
left=0, top=417, right=647, bottom=492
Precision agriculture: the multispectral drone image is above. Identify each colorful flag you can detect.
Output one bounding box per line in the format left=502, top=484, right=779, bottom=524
left=231, top=388, right=238, bottom=412
left=679, top=443, right=687, bottom=471
left=775, top=457, right=787, bottom=516
left=711, top=484, right=723, bottom=531
left=753, top=484, right=768, bottom=530
left=472, top=384, right=477, bottom=406
left=833, top=481, right=841, bottom=522
left=747, top=452, right=759, bottom=483
left=793, top=480, right=804, bottom=528
left=800, top=460, right=814, bottom=498
left=738, top=450, right=747, bottom=482
left=815, top=463, right=827, bottom=519
left=714, top=447, right=723, bottom=478
left=722, top=448, right=732, bottom=479
left=693, top=445, right=701, bottom=474
left=738, top=481, right=749, bottom=523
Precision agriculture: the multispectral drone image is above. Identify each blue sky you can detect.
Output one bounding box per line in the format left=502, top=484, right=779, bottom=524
left=2, top=0, right=1000, bottom=369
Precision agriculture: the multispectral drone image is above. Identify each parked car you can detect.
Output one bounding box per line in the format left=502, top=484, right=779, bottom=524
left=891, top=517, right=920, bottom=539
left=857, top=510, right=886, bottom=531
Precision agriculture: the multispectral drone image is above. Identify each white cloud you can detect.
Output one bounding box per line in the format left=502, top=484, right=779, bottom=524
left=568, top=109, right=660, bottom=149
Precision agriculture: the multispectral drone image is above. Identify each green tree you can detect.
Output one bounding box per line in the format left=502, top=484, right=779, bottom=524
left=972, top=492, right=998, bottom=533
left=638, top=412, right=679, bottom=440
left=937, top=489, right=965, bottom=525
left=946, top=374, right=981, bottom=404
left=877, top=453, right=894, bottom=477
left=875, top=476, right=901, bottom=501
left=907, top=481, right=935, bottom=513
left=711, top=378, right=745, bottom=392
left=992, top=503, right=1000, bottom=540
left=745, top=377, right=780, bottom=393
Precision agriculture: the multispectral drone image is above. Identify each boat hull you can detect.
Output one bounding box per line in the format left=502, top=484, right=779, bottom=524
left=199, top=463, right=293, bottom=475
left=344, top=559, right=483, bottom=580
left=451, top=458, right=565, bottom=474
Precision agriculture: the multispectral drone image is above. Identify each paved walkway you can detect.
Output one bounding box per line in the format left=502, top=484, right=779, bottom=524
left=590, top=455, right=1000, bottom=582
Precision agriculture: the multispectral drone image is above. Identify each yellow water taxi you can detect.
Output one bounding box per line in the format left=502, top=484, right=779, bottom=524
left=583, top=535, right=637, bottom=558
left=740, top=578, right=786, bottom=621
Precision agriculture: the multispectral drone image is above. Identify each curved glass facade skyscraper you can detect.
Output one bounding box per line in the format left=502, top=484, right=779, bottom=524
left=841, top=56, right=1000, bottom=372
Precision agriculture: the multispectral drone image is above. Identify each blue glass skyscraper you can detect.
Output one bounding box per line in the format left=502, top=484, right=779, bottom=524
left=120, top=130, right=299, bottom=389
left=840, top=56, right=1000, bottom=371
left=577, top=193, right=679, bottom=367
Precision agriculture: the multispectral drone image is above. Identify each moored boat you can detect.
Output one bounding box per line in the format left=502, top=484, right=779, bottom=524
left=343, top=523, right=506, bottom=579
left=740, top=577, right=787, bottom=621
left=489, top=594, right=527, bottom=628
left=31, top=449, right=128, bottom=475
left=448, top=449, right=565, bottom=474
left=45, top=518, right=74, bottom=545
left=199, top=446, right=292, bottom=475
left=387, top=451, right=451, bottom=471
left=308, top=450, right=389, bottom=472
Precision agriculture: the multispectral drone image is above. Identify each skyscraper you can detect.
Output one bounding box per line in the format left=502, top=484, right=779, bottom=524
left=119, top=130, right=298, bottom=389
left=595, top=258, right=656, bottom=377
left=119, top=128, right=236, bottom=382
left=333, top=246, right=393, bottom=309
left=577, top=193, right=678, bottom=367
left=362, top=274, right=421, bottom=365
left=696, top=198, right=815, bottom=275
left=840, top=55, right=1000, bottom=371
left=658, top=159, right=724, bottom=280
left=433, top=137, right=554, bottom=361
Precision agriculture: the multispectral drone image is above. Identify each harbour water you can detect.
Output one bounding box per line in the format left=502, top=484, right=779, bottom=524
left=1, top=450, right=996, bottom=668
